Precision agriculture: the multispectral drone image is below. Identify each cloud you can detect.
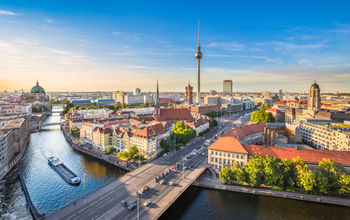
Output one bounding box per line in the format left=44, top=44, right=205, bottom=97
left=45, top=18, right=54, bottom=24
left=272, top=41, right=324, bottom=51
left=206, top=41, right=246, bottom=51
left=0, top=10, right=17, bottom=16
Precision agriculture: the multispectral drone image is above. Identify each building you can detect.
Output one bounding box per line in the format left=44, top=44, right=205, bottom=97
left=185, top=83, right=193, bottom=105
left=0, top=136, right=8, bottom=180
left=208, top=132, right=350, bottom=171
left=96, top=99, right=115, bottom=106
left=112, top=91, right=126, bottom=107
left=112, top=90, right=153, bottom=106
left=208, top=136, right=249, bottom=169
left=279, top=89, right=283, bottom=99
left=209, top=90, right=217, bottom=96
left=71, top=99, right=92, bottom=106
left=262, top=90, right=271, bottom=98
left=195, top=20, right=202, bottom=103
left=134, top=88, right=141, bottom=96
left=308, top=82, right=321, bottom=112
left=298, top=120, right=350, bottom=151
left=184, top=118, right=210, bottom=135
left=20, top=81, right=51, bottom=112
left=223, top=80, right=233, bottom=96
left=204, top=95, right=220, bottom=105
left=0, top=116, right=30, bottom=181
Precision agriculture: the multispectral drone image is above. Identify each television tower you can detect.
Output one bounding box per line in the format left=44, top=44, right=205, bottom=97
left=195, top=19, right=202, bottom=104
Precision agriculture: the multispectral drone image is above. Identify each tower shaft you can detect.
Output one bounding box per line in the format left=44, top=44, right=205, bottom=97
left=197, top=59, right=200, bottom=103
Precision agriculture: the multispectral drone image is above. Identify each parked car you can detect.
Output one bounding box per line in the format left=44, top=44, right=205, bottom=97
left=169, top=181, right=174, bottom=186
left=138, top=186, right=149, bottom=195
left=128, top=202, right=136, bottom=210
left=159, top=179, right=165, bottom=184
left=143, top=200, right=151, bottom=207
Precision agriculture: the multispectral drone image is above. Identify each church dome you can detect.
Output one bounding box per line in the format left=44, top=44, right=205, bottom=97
left=30, top=81, right=46, bottom=94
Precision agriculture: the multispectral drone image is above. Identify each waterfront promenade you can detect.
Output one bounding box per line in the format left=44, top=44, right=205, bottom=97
left=193, top=173, right=350, bottom=207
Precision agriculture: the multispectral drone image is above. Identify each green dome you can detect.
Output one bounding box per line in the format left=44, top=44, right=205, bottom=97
left=30, top=81, right=46, bottom=94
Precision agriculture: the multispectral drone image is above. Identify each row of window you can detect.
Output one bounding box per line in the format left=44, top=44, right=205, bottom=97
left=211, top=150, right=244, bottom=159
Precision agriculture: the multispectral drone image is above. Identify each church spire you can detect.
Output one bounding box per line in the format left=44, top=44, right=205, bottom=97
left=36, top=80, right=39, bottom=86
left=156, top=79, right=160, bottom=107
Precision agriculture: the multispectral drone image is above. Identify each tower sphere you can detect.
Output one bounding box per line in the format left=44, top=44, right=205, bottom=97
left=195, top=51, right=202, bottom=59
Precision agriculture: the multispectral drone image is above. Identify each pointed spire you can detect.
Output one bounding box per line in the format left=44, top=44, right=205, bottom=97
left=36, top=80, right=39, bottom=86
left=156, top=79, right=160, bottom=107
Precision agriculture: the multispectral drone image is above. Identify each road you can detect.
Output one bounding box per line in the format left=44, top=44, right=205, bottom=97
left=48, top=111, right=250, bottom=220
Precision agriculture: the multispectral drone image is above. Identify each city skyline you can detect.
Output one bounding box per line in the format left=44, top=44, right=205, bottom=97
left=1, top=0, right=350, bottom=92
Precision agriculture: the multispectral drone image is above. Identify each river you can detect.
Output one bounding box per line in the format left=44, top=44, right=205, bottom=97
left=1, top=112, right=350, bottom=219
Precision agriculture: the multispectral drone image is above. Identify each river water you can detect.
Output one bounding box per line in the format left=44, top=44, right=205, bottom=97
left=1, top=112, right=350, bottom=219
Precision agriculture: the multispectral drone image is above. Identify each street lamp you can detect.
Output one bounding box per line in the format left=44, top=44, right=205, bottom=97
left=135, top=188, right=140, bottom=220
left=83, top=173, right=87, bottom=203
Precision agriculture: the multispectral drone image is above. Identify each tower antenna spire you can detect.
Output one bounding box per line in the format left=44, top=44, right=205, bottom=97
left=198, top=19, right=200, bottom=45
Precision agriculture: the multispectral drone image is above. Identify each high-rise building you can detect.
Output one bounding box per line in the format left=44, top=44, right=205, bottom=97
left=308, top=82, right=321, bottom=112
left=185, top=82, right=193, bottom=105
left=209, top=90, right=217, bottom=96
left=279, top=89, right=283, bottom=99
left=195, top=20, right=202, bottom=103
left=223, top=80, right=233, bottom=96
left=262, top=90, right=271, bottom=98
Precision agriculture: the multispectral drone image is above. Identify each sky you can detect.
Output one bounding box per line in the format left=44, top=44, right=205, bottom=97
left=0, top=0, right=350, bottom=93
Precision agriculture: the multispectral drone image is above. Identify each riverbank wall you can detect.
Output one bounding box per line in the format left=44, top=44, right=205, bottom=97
left=18, top=171, right=43, bottom=220
left=61, top=125, right=133, bottom=172
left=192, top=175, right=350, bottom=207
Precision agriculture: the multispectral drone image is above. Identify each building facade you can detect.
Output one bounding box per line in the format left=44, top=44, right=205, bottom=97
left=185, top=83, right=193, bottom=105
left=223, top=80, right=233, bottom=96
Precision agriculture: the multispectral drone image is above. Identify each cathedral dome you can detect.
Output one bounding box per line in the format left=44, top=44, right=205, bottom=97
left=30, top=81, right=46, bottom=94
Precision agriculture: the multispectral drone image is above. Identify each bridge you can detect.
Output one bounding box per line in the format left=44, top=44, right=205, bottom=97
left=47, top=127, right=219, bottom=220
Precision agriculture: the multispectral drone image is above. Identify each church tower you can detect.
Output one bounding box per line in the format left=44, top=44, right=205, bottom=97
left=308, top=81, right=321, bottom=112
left=155, top=79, right=160, bottom=120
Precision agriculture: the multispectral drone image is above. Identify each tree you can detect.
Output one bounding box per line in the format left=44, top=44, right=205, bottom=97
left=244, top=156, right=265, bottom=187
left=250, top=110, right=275, bottom=123
left=117, top=151, right=129, bottom=160
left=172, top=121, right=196, bottom=144
left=338, top=174, right=350, bottom=195
left=258, top=104, right=270, bottom=111
left=235, top=167, right=246, bottom=184
left=317, top=158, right=346, bottom=193
left=106, top=146, right=116, bottom=154
left=219, top=167, right=234, bottom=183
left=298, top=168, right=316, bottom=193
left=262, top=156, right=283, bottom=187
left=128, top=145, right=139, bottom=160
left=279, top=159, right=297, bottom=190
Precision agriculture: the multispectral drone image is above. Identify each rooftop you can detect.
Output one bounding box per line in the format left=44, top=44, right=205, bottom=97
left=222, top=123, right=265, bottom=140
left=208, top=136, right=248, bottom=154
left=244, top=145, right=350, bottom=165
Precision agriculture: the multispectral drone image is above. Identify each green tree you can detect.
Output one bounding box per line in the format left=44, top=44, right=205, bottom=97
left=106, top=146, right=116, bottom=154
left=317, top=158, right=346, bottom=193
left=244, top=156, right=265, bottom=187
left=117, top=151, right=129, bottom=160
left=262, top=156, right=283, bottom=186
left=172, top=121, right=196, bottom=144
left=235, top=167, right=246, bottom=184
left=128, top=145, right=139, bottom=160
left=258, top=104, right=270, bottom=111
left=298, top=168, right=316, bottom=193
left=279, top=159, right=297, bottom=190
left=219, top=167, right=234, bottom=183
left=338, top=174, right=350, bottom=195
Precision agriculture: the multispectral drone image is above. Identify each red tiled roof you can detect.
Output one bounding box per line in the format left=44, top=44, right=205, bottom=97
left=209, top=137, right=248, bottom=154
left=222, top=123, right=265, bottom=140
left=244, top=145, right=350, bottom=165
left=93, top=127, right=112, bottom=134
left=184, top=118, right=208, bottom=128
left=275, top=100, right=287, bottom=105
left=159, top=98, right=174, bottom=104
left=158, top=108, right=194, bottom=121
left=132, top=122, right=167, bottom=139
left=267, top=108, right=278, bottom=112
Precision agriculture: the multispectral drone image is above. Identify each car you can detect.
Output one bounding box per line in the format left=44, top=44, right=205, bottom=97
left=128, top=202, right=136, bottom=210
left=159, top=179, right=165, bottom=184
left=169, top=181, right=174, bottom=186
left=121, top=200, right=127, bottom=207
left=143, top=200, right=151, bottom=207
left=202, top=153, right=206, bottom=156
left=138, top=186, right=149, bottom=195
left=170, top=166, right=176, bottom=170
left=183, top=166, right=188, bottom=170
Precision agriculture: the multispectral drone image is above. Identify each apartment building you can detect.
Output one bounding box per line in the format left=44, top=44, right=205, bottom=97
left=299, top=121, right=350, bottom=151
left=0, top=137, right=8, bottom=180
